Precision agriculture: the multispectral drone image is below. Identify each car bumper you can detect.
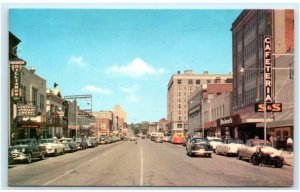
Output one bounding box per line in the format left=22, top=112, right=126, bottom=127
left=9, top=153, right=28, bottom=162
left=192, top=150, right=213, bottom=155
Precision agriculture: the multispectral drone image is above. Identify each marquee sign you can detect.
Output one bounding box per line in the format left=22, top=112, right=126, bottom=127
left=17, top=104, right=37, bottom=116
left=10, top=58, right=26, bottom=102
left=255, top=103, right=282, bottom=112
left=263, top=35, right=272, bottom=103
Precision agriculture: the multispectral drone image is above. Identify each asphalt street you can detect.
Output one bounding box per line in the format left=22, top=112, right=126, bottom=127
left=8, top=138, right=293, bottom=187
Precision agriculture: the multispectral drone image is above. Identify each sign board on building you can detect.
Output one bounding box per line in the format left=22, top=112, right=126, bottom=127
left=17, top=104, right=37, bottom=116
left=217, top=115, right=240, bottom=127
left=10, top=63, right=23, bottom=101
left=263, top=35, right=272, bottom=103
left=255, top=103, right=282, bottom=112
left=21, top=125, right=40, bottom=128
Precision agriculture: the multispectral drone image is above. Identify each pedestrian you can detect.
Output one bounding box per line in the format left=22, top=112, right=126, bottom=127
left=269, top=135, right=274, bottom=147
left=287, top=137, right=293, bottom=154
left=273, top=136, right=278, bottom=149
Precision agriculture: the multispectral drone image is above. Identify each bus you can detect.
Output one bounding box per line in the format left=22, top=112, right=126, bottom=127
left=171, top=131, right=185, bottom=144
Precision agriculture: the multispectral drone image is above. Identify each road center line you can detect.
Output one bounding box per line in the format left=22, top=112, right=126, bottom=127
left=140, top=143, right=144, bottom=186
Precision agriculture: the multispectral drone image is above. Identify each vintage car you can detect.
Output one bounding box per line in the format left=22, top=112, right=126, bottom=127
left=207, top=137, right=223, bottom=152
left=155, top=136, right=163, bottom=143
left=75, top=138, right=88, bottom=150
left=186, top=137, right=213, bottom=157
left=215, top=138, right=244, bottom=156
left=9, top=139, right=46, bottom=164
left=86, top=137, right=97, bottom=148
left=237, top=139, right=284, bottom=162
left=98, top=137, right=107, bottom=145
left=163, top=136, right=171, bottom=142
left=40, top=137, right=64, bottom=156
left=59, top=138, right=78, bottom=152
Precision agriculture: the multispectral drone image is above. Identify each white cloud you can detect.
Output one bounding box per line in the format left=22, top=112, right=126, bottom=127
left=106, top=57, right=165, bottom=77
left=82, top=85, right=112, bottom=95
left=68, top=56, right=87, bottom=67
left=120, top=84, right=140, bottom=102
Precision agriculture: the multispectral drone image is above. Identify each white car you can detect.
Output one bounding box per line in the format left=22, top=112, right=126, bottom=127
left=215, top=138, right=244, bottom=156
left=207, top=137, right=223, bottom=152
left=40, top=137, right=64, bottom=156
left=237, top=139, right=283, bottom=161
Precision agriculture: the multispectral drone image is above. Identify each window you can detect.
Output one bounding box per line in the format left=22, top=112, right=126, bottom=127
left=188, top=79, right=193, bottom=84
left=22, top=86, right=27, bottom=103
left=178, top=104, right=181, bottom=109
left=32, top=87, right=38, bottom=106
left=177, top=124, right=182, bottom=128
left=178, top=116, right=181, bottom=121
left=40, top=94, right=44, bottom=110
left=177, top=79, right=182, bottom=84
left=196, top=80, right=200, bottom=84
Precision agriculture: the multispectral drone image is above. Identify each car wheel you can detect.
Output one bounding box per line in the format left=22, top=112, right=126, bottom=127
left=27, top=153, right=32, bottom=164
left=40, top=153, right=45, bottom=160
left=237, top=152, right=242, bottom=160
left=215, top=149, right=219, bottom=155
left=251, top=155, right=260, bottom=166
left=61, top=149, right=64, bottom=155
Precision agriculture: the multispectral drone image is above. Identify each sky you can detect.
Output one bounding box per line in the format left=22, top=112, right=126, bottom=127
left=9, top=9, right=242, bottom=124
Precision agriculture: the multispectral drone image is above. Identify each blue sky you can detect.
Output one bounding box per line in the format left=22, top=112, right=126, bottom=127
left=9, top=9, right=242, bottom=124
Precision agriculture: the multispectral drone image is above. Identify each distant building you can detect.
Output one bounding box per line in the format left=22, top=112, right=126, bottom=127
left=93, top=111, right=113, bottom=137
left=113, top=105, right=126, bottom=134
left=158, top=118, right=168, bottom=135
left=167, top=70, right=232, bottom=134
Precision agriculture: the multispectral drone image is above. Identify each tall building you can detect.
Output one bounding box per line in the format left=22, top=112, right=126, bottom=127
left=167, top=70, right=232, bottom=134
left=230, top=9, right=294, bottom=142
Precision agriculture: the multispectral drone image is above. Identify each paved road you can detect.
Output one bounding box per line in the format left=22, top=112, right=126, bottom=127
left=8, top=139, right=293, bottom=187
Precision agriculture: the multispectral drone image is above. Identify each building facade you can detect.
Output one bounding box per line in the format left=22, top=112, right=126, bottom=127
left=168, top=70, right=232, bottom=134
left=188, top=83, right=233, bottom=137
left=231, top=9, right=294, bottom=143
left=93, top=111, right=113, bottom=137
left=113, top=105, right=126, bottom=134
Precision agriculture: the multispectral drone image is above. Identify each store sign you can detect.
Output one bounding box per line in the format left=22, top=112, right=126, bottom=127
left=217, top=115, right=240, bottom=126
left=263, top=35, right=272, bottom=103
left=10, top=63, right=23, bottom=101
left=17, top=104, right=37, bottom=116
left=255, top=103, right=282, bottom=112
left=21, top=125, right=40, bottom=128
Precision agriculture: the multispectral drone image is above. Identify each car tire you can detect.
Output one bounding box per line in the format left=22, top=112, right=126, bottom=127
left=215, top=149, right=219, bottom=155
left=207, top=154, right=212, bottom=158
left=27, top=153, right=32, bottom=164
left=61, top=149, right=64, bottom=155
left=40, top=153, right=45, bottom=160
left=237, top=152, right=242, bottom=160
left=251, top=155, right=260, bottom=166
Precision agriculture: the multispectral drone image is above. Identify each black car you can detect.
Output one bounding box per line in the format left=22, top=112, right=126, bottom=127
left=186, top=138, right=213, bottom=157
left=9, top=139, right=46, bottom=164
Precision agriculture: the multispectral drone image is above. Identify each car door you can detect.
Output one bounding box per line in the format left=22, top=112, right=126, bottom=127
left=32, top=140, right=40, bottom=157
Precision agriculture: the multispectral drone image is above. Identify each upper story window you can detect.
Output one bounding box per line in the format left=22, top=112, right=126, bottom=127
left=188, top=79, right=193, bottom=84
left=32, top=87, right=38, bottom=106
left=196, top=80, right=200, bottom=85
left=177, top=79, right=182, bottom=84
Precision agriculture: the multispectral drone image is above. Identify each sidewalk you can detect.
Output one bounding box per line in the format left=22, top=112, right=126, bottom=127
left=282, top=151, right=293, bottom=166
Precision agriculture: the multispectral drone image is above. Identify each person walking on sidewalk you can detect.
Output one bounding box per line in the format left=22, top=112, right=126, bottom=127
left=287, top=137, right=293, bottom=154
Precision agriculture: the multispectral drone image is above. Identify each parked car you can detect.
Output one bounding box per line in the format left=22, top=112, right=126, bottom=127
left=40, top=137, right=64, bottom=156
left=141, top=135, right=146, bottom=139
left=207, top=137, right=223, bottom=152
left=98, top=137, right=107, bottom=145
left=86, top=137, right=97, bottom=147
left=150, top=136, right=156, bottom=141
left=186, top=137, right=213, bottom=157
left=75, top=138, right=88, bottom=150
left=105, top=137, right=113, bottom=144
left=237, top=139, right=284, bottom=162
left=9, top=139, right=46, bottom=164
left=130, top=136, right=137, bottom=141
left=59, top=138, right=78, bottom=152
left=215, top=138, right=244, bottom=156
left=163, top=136, right=171, bottom=142
left=90, top=137, right=99, bottom=146
left=155, top=136, right=163, bottom=143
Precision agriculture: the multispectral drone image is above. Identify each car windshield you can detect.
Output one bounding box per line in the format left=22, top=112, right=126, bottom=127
left=228, top=139, right=243, bottom=144
left=60, top=139, right=71, bottom=143
left=252, top=142, right=272, bottom=147
left=41, top=139, right=54, bottom=143
left=11, top=140, right=31, bottom=146
left=211, top=139, right=222, bottom=142
left=193, top=138, right=208, bottom=144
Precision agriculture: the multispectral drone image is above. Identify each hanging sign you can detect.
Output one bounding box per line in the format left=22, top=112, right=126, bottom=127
left=264, top=35, right=272, bottom=103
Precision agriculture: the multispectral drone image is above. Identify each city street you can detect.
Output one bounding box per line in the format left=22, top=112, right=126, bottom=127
left=8, top=139, right=293, bottom=187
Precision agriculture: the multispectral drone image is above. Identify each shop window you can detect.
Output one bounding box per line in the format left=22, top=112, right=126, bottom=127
left=283, top=130, right=289, bottom=138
